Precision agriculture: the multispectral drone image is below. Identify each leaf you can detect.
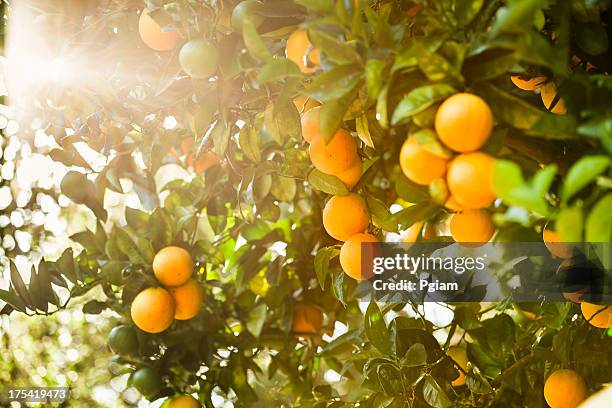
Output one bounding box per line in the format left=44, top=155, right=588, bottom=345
left=395, top=176, right=429, bottom=203
left=212, top=120, right=231, bottom=157
left=239, top=126, right=261, bottom=163
left=455, top=0, right=484, bottom=26
left=10, top=261, right=33, bottom=308
left=355, top=115, right=374, bottom=148
left=556, top=206, right=583, bottom=242
left=314, top=247, right=339, bottom=290
left=242, top=19, right=271, bottom=61
left=308, top=169, right=349, bottom=195
left=82, top=300, right=106, bottom=315
left=466, top=370, right=494, bottom=395
left=319, top=96, right=351, bottom=142
left=246, top=303, right=267, bottom=337
left=367, top=196, right=398, bottom=232
left=309, top=30, right=362, bottom=65
left=125, top=207, right=150, bottom=231
left=256, top=57, right=301, bottom=84
left=306, top=65, right=363, bottom=102
left=365, top=301, right=392, bottom=355
left=493, top=160, right=550, bottom=216
left=270, top=174, right=296, bottom=202
left=423, top=377, right=452, bottom=408
left=401, top=343, right=427, bottom=367
left=391, top=84, right=455, bottom=125
left=414, top=129, right=453, bottom=159
left=477, top=84, right=543, bottom=130
left=561, top=155, right=610, bottom=203
left=390, top=201, right=440, bottom=231
left=586, top=193, right=612, bottom=242
left=365, top=59, right=386, bottom=100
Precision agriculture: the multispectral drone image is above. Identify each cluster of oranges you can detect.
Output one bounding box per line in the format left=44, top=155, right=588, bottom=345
left=401, top=93, right=498, bottom=245
left=130, top=246, right=203, bottom=334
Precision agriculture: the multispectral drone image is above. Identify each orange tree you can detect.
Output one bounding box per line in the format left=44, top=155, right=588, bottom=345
left=1, top=0, right=612, bottom=406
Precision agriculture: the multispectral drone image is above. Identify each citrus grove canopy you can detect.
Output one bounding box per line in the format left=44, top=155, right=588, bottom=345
left=1, top=0, right=612, bottom=407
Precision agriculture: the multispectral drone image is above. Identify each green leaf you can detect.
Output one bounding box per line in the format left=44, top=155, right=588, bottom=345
left=0, top=289, right=26, bottom=313
left=423, top=377, right=452, bottom=408
left=246, top=303, right=267, bottom=337
left=239, top=126, right=261, bottom=163
left=319, top=97, right=351, bottom=142
left=314, top=247, right=339, bottom=290
left=256, top=57, right=301, bottom=84
left=401, top=343, right=427, bottom=367
left=561, top=156, right=610, bottom=203
left=390, top=201, right=440, bottom=231
left=365, top=59, right=386, bottom=101
left=478, top=84, right=543, bottom=130
left=392, top=84, right=455, bottom=125
left=125, top=207, right=150, bottom=231
left=395, top=176, right=429, bottom=203
left=367, top=196, right=398, bottom=232
left=365, top=301, right=392, bottom=355
left=10, top=261, right=33, bottom=308
left=455, top=0, right=484, bottom=26
left=306, top=64, right=363, bottom=102
left=309, top=30, right=362, bottom=65
left=212, top=120, right=231, bottom=157
left=586, top=193, right=612, bottom=242
left=242, top=19, right=271, bottom=61
left=270, top=174, right=296, bottom=202
left=466, top=370, right=494, bottom=395
left=414, top=129, right=453, bottom=159
left=82, top=300, right=106, bottom=315
left=308, top=169, right=349, bottom=195
left=355, top=115, right=374, bottom=148
left=493, top=160, right=550, bottom=216
left=556, top=207, right=583, bottom=242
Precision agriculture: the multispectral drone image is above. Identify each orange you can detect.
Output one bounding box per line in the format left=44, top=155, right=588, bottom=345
left=292, top=303, right=323, bottom=334
left=191, top=151, right=221, bottom=173
left=450, top=209, right=495, bottom=245
left=138, top=9, right=178, bottom=51
left=406, top=4, right=423, bottom=17
left=541, top=83, right=567, bottom=115
left=447, top=346, right=468, bottom=387
left=399, top=135, right=448, bottom=185
left=340, top=233, right=379, bottom=280
left=444, top=195, right=467, bottom=212
left=544, top=369, right=587, bottom=408
left=153, top=246, right=194, bottom=287
left=301, top=106, right=321, bottom=143
left=447, top=152, right=496, bottom=209
left=309, top=129, right=358, bottom=175
left=435, top=93, right=493, bottom=153
left=543, top=229, right=574, bottom=259
left=402, top=221, right=424, bottom=243
left=336, top=160, right=362, bottom=190
left=293, top=95, right=319, bottom=114
left=167, top=278, right=203, bottom=320
left=510, top=75, right=547, bottom=91
left=581, top=303, right=612, bottom=328
left=322, top=193, right=369, bottom=241
left=168, top=395, right=201, bottom=408
left=130, top=287, right=175, bottom=333
left=286, top=29, right=319, bottom=73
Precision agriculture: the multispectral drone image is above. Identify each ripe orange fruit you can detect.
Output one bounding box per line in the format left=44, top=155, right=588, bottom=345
left=293, top=95, right=319, bottom=114
left=323, top=193, right=369, bottom=241
left=153, top=246, right=194, bottom=287
left=168, top=395, right=201, bottom=408
left=190, top=151, right=220, bottom=173
left=450, top=209, right=495, bottom=245
left=444, top=195, right=467, bottom=212
left=435, top=93, right=493, bottom=153
left=544, top=369, right=587, bottom=408
left=447, top=346, right=468, bottom=387
left=130, top=287, right=175, bottom=333
left=309, top=129, right=358, bottom=175
left=301, top=106, right=321, bottom=143
left=447, top=152, right=496, bottom=209
left=167, top=278, right=203, bottom=320
left=336, top=160, right=362, bottom=190
left=581, top=303, right=612, bottom=328
left=179, top=39, right=218, bottom=79
left=399, top=135, right=448, bottom=185
left=138, top=9, right=178, bottom=51
left=543, top=229, right=574, bottom=259
left=340, top=232, right=378, bottom=280
left=286, top=29, right=319, bottom=73
left=402, top=221, right=424, bottom=243
left=541, top=83, right=567, bottom=115
left=292, top=303, right=323, bottom=334
left=511, top=75, right=547, bottom=91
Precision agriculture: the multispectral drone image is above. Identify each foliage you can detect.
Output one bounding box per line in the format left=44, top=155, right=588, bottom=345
left=2, top=0, right=612, bottom=407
